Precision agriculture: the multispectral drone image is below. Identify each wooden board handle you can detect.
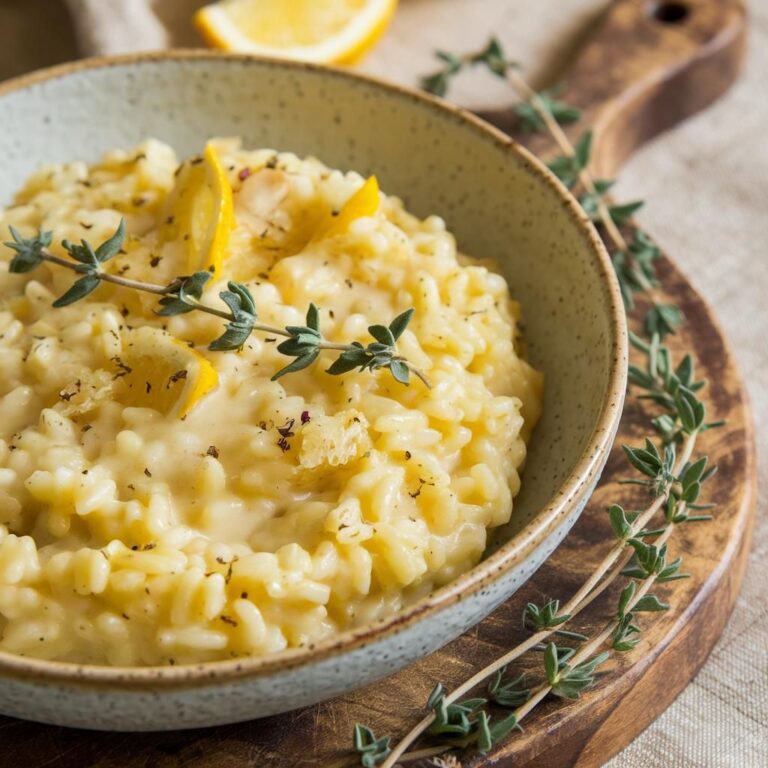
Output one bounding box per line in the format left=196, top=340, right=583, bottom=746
left=495, top=0, right=747, bottom=176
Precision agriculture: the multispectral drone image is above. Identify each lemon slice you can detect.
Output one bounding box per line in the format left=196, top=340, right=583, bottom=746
left=167, top=143, right=234, bottom=276
left=314, top=176, right=380, bottom=240
left=194, top=0, right=397, bottom=64
left=117, top=327, right=219, bottom=419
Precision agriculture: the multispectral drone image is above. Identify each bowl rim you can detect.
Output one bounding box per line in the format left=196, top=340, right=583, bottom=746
left=0, top=49, right=628, bottom=687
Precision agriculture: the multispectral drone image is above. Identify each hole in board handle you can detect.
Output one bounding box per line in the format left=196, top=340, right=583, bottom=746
left=651, top=1, right=691, bottom=24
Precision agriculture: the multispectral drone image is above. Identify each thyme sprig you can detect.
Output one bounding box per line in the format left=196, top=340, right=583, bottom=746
left=353, top=38, right=721, bottom=767
left=3, top=224, right=430, bottom=387
left=420, top=36, right=681, bottom=340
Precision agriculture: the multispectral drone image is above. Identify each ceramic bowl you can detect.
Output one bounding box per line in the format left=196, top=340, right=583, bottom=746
left=0, top=52, right=627, bottom=730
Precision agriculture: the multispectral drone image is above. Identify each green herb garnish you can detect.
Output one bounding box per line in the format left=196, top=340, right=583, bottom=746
left=3, top=224, right=430, bottom=388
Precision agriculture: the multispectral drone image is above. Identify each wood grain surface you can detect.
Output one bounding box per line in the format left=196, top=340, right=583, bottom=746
left=481, top=0, right=747, bottom=177
left=0, top=1, right=756, bottom=766
left=0, top=0, right=79, bottom=82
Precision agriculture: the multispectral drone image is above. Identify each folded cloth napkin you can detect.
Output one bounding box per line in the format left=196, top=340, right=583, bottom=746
left=64, top=0, right=169, bottom=54
left=64, top=0, right=208, bottom=55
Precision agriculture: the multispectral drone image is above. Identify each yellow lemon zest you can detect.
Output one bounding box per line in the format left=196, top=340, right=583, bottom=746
left=166, top=142, right=233, bottom=276
left=315, top=176, right=380, bottom=240
left=117, top=327, right=219, bottom=419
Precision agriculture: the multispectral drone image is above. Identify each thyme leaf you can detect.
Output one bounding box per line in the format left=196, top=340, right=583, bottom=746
left=353, top=723, right=391, bottom=768
left=5, top=225, right=51, bottom=272
left=513, top=87, right=582, bottom=132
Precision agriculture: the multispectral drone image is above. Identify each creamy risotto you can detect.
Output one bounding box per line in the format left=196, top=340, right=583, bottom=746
left=0, top=139, right=542, bottom=665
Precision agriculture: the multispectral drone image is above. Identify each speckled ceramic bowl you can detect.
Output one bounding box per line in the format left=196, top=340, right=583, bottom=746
left=0, top=52, right=627, bottom=731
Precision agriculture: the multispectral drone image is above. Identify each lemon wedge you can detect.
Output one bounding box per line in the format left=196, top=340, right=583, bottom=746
left=166, top=143, right=234, bottom=276
left=194, top=0, right=397, bottom=64
left=117, top=327, right=219, bottom=419
left=315, top=176, right=380, bottom=240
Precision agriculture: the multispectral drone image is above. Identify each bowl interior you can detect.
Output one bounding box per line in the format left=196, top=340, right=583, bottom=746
left=0, top=54, right=621, bottom=549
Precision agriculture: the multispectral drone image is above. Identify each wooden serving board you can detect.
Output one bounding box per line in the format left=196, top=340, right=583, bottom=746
left=0, top=1, right=756, bottom=766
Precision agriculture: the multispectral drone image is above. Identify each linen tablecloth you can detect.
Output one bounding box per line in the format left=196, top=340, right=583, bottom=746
left=0, top=1, right=765, bottom=765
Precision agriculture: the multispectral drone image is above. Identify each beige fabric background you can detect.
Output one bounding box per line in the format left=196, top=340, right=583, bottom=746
left=0, top=1, right=765, bottom=765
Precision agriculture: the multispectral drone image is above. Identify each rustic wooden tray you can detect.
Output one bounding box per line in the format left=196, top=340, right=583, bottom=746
left=0, top=1, right=755, bottom=766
